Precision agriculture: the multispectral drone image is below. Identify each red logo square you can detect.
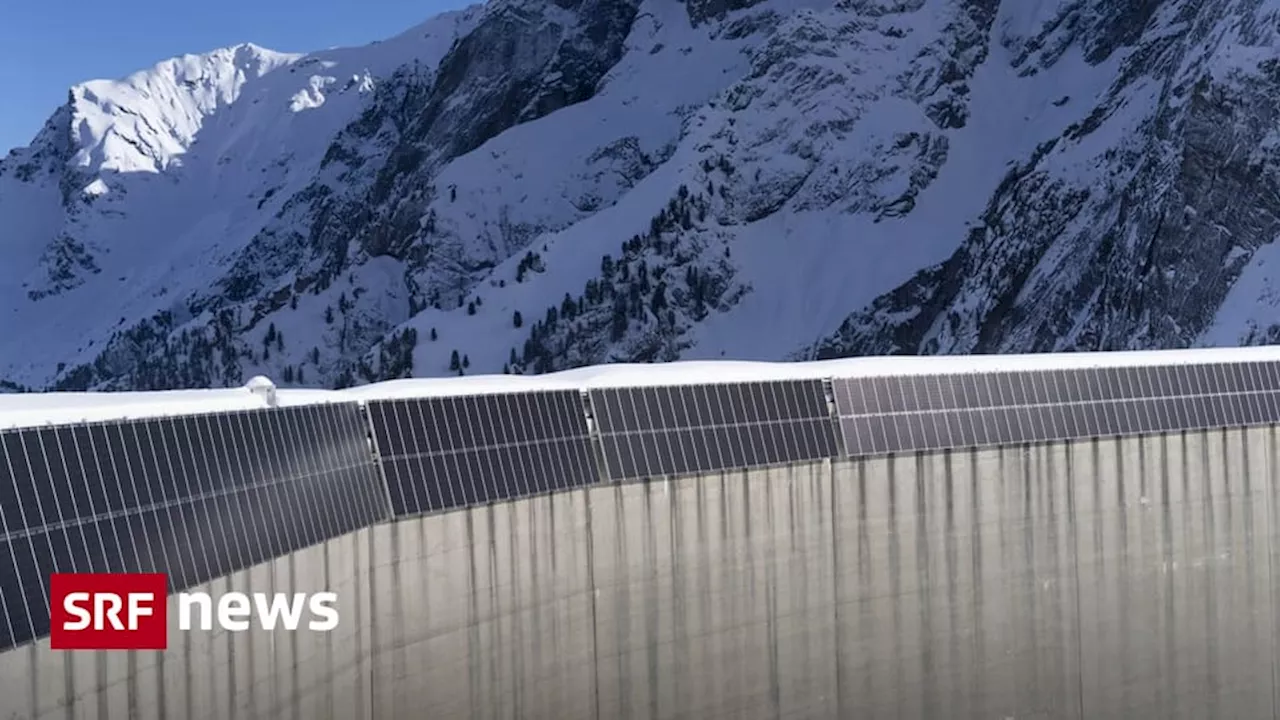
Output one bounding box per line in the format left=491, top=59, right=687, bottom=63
left=49, top=573, right=169, bottom=650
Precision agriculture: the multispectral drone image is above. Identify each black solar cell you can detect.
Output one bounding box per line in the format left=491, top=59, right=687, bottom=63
left=998, top=373, right=1021, bottom=407
left=1017, top=405, right=1041, bottom=442
left=1262, top=363, right=1280, bottom=391
left=588, top=381, right=836, bottom=481
left=912, top=413, right=938, bottom=450
left=866, top=415, right=891, bottom=454
left=870, top=377, right=896, bottom=414
left=875, top=371, right=906, bottom=412
left=11, top=431, right=54, bottom=529
left=911, top=376, right=938, bottom=412
left=1135, top=366, right=1159, bottom=399
left=1227, top=363, right=1251, bottom=394
left=946, top=374, right=974, bottom=408
left=1150, top=398, right=1174, bottom=433
left=839, top=418, right=863, bottom=456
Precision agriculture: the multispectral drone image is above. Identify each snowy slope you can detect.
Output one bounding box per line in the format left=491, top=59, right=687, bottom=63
left=4, top=0, right=1280, bottom=392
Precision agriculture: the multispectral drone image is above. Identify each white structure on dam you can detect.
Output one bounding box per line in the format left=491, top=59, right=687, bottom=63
left=2, top=347, right=1280, bottom=719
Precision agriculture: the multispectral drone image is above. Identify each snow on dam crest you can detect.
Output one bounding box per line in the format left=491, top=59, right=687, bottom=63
left=6, top=345, right=1280, bottom=429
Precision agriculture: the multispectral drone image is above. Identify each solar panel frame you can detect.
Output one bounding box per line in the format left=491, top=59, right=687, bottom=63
left=833, top=360, right=1280, bottom=458
left=589, top=379, right=837, bottom=482
left=0, top=401, right=391, bottom=652
left=365, top=390, right=600, bottom=519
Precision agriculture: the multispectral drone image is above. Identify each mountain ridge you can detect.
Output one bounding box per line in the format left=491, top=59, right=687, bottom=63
left=4, top=0, right=1280, bottom=392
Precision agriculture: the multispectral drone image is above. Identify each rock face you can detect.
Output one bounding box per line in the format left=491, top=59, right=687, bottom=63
left=3, top=0, right=1280, bottom=391
left=814, top=0, right=1280, bottom=359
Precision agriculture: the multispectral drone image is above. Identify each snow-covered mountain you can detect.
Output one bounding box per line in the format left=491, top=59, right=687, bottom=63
left=3, top=0, right=1279, bottom=391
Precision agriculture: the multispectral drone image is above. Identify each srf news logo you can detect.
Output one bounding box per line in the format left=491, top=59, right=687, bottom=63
left=49, top=574, right=340, bottom=650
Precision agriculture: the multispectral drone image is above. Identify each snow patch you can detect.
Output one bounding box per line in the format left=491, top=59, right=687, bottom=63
left=1201, top=240, right=1280, bottom=346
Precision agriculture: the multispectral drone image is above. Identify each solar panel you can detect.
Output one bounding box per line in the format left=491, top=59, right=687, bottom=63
left=365, top=390, right=600, bottom=518
left=589, top=380, right=838, bottom=482
left=0, top=403, right=391, bottom=652
left=832, top=361, right=1280, bottom=457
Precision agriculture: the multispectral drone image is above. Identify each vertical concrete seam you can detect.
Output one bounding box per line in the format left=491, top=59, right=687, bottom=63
left=27, top=640, right=37, bottom=720
left=360, top=526, right=372, bottom=720
left=323, top=540, right=334, bottom=720
left=465, top=509, right=481, bottom=717
left=127, top=646, right=138, bottom=720
left=1269, top=425, right=1279, bottom=720
left=583, top=484, right=600, bottom=720
left=245, top=569, right=257, bottom=720
left=1066, top=439, right=1085, bottom=720
left=289, top=553, right=300, bottom=720
left=95, top=646, right=108, bottom=720
left=829, top=458, right=843, bottom=718
left=388, top=520, right=402, bottom=720
left=61, top=634, right=74, bottom=720
left=183, top=617, right=193, bottom=720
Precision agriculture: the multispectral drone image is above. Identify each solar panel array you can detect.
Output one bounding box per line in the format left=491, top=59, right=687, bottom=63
left=588, top=381, right=839, bottom=481
left=6, top=358, right=1280, bottom=651
left=365, top=391, right=599, bottom=517
left=832, top=362, right=1280, bottom=456
left=0, top=404, right=391, bottom=652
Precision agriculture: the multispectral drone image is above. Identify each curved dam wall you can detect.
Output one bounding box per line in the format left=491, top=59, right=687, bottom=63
left=3, top=349, right=1280, bottom=718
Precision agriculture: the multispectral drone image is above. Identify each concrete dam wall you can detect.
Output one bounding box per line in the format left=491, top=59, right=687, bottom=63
left=4, top=349, right=1280, bottom=718
left=4, top=428, right=1278, bottom=719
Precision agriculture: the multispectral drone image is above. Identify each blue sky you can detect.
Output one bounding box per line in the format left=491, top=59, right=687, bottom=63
left=0, top=0, right=473, bottom=153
